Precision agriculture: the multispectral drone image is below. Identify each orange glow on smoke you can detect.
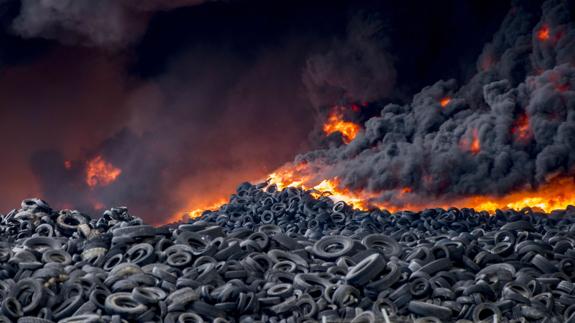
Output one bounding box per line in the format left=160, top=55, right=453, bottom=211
left=93, top=201, right=105, bottom=210
left=170, top=198, right=229, bottom=223
left=461, top=177, right=575, bottom=213
left=85, top=155, right=122, bottom=188
left=512, top=114, right=532, bottom=142
left=170, top=163, right=575, bottom=223
left=265, top=163, right=575, bottom=214
left=440, top=97, right=451, bottom=107
left=322, top=107, right=361, bottom=144
left=537, top=24, right=550, bottom=41
left=166, top=109, right=575, bottom=224
left=460, top=129, right=480, bottom=154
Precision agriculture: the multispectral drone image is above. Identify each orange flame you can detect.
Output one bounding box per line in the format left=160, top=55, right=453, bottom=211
left=460, top=129, right=480, bottom=154
left=170, top=159, right=575, bottom=223
left=266, top=163, right=575, bottom=214
left=168, top=198, right=229, bottom=223
left=167, top=111, right=575, bottom=224
left=512, top=114, right=532, bottom=142
left=323, top=107, right=360, bottom=144
left=440, top=97, right=451, bottom=107
left=537, top=24, right=550, bottom=41
left=85, top=155, right=122, bottom=188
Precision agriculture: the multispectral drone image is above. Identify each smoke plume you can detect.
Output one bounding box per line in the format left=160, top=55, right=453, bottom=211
left=295, top=0, right=575, bottom=207
left=12, top=0, right=209, bottom=47
left=0, top=0, right=519, bottom=222
left=303, top=13, right=396, bottom=109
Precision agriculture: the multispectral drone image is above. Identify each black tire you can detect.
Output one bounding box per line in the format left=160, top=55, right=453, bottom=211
left=362, top=234, right=402, bottom=258
left=407, top=301, right=452, bottom=320
left=472, top=303, right=502, bottom=322
left=132, top=287, right=167, bottom=305
left=104, top=292, right=148, bottom=318
left=13, top=278, right=45, bottom=314
left=1, top=297, right=22, bottom=319
left=312, top=236, right=355, bottom=260
left=345, top=254, right=385, bottom=286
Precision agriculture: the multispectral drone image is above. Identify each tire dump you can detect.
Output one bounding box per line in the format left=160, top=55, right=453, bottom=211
left=2, top=185, right=575, bottom=323
left=1, top=0, right=575, bottom=322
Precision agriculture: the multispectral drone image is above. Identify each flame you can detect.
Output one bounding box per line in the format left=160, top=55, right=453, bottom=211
left=537, top=24, right=550, bottom=41
left=167, top=109, right=575, bottom=224
left=322, top=106, right=360, bottom=144
left=85, top=155, right=122, bottom=188
left=169, top=198, right=229, bottom=223
left=169, top=159, right=575, bottom=223
left=440, top=97, right=451, bottom=107
left=267, top=163, right=575, bottom=214
left=512, top=114, right=532, bottom=142
left=461, top=177, right=575, bottom=213
left=460, top=129, right=480, bottom=154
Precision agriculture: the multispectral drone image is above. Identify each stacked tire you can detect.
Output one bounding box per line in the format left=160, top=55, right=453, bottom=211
left=0, top=183, right=575, bottom=322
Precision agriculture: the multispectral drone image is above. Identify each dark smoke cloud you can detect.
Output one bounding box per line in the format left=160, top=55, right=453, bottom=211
left=27, top=41, right=317, bottom=224
left=11, top=0, right=209, bottom=48
left=0, top=0, right=515, bottom=222
left=303, top=13, right=396, bottom=108
left=297, top=0, right=575, bottom=206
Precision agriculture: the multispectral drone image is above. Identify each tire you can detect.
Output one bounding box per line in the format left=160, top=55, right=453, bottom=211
left=407, top=301, right=452, bottom=320
left=104, top=292, right=148, bottom=318
left=312, top=236, right=355, bottom=260
left=345, top=254, right=385, bottom=286
left=132, top=287, right=167, bottom=305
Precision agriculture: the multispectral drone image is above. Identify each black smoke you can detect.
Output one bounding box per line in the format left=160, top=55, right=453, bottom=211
left=0, top=0, right=513, bottom=223
left=295, top=0, right=575, bottom=207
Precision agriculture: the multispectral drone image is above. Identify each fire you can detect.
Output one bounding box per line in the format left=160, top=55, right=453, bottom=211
left=439, top=97, right=451, bottom=107
left=460, top=129, right=480, bottom=154
left=171, top=198, right=229, bottom=222
left=64, top=160, right=72, bottom=169
left=268, top=164, right=378, bottom=210
left=267, top=163, right=575, bottom=215
left=322, top=106, right=360, bottom=144
left=85, top=155, right=122, bottom=188
left=93, top=201, right=105, bottom=210
left=461, top=177, right=575, bottom=213
left=537, top=24, right=550, bottom=41
left=170, top=160, right=575, bottom=223
left=512, top=114, right=532, bottom=142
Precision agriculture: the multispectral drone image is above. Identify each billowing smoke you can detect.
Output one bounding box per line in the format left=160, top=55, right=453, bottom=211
left=295, top=0, right=575, bottom=207
left=303, top=13, right=396, bottom=109
left=0, top=0, right=517, bottom=223
left=27, top=43, right=317, bottom=224
left=11, top=0, right=209, bottom=47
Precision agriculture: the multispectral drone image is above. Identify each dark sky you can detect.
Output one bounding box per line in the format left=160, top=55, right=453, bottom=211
left=0, top=0, right=512, bottom=222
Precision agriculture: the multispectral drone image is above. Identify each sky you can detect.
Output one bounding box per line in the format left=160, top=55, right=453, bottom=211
left=0, top=0, right=512, bottom=222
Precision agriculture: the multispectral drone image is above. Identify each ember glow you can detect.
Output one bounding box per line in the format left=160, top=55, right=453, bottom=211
left=512, top=114, right=532, bottom=142
left=439, top=97, right=451, bottom=107
left=85, top=155, right=122, bottom=188
left=264, top=163, right=575, bottom=214
left=322, top=106, right=361, bottom=144
left=171, top=198, right=229, bottom=223
left=460, top=129, right=481, bottom=154
left=171, top=162, right=575, bottom=222
left=537, top=24, right=550, bottom=41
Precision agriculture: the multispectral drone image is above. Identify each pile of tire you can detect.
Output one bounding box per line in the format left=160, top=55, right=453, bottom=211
left=1, top=182, right=575, bottom=322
